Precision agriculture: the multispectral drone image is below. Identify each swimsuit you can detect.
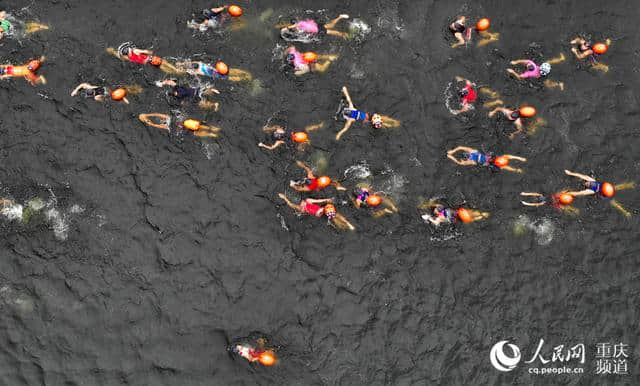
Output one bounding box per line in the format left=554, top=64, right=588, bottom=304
left=128, top=51, right=149, bottom=64
left=356, top=189, right=370, bottom=204
left=0, top=19, right=11, bottom=34
left=343, top=108, right=367, bottom=121
left=306, top=178, right=320, bottom=191
left=519, top=60, right=541, bottom=79
left=466, top=151, right=488, bottom=165
left=286, top=48, right=307, bottom=70
left=173, top=86, right=199, bottom=99
left=436, top=208, right=454, bottom=222
left=300, top=200, right=324, bottom=217
left=85, top=87, right=108, bottom=98
left=586, top=181, right=602, bottom=194
left=461, top=83, right=477, bottom=104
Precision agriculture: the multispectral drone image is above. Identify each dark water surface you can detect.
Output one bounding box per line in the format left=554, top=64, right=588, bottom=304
left=1, top=0, right=639, bottom=384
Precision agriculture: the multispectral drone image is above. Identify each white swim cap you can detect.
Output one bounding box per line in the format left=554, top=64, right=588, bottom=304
left=540, top=62, right=551, bottom=76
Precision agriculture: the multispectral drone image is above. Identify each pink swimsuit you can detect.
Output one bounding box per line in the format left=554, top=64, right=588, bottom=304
left=286, top=47, right=307, bottom=70
left=296, top=19, right=319, bottom=34
left=520, top=60, right=541, bottom=79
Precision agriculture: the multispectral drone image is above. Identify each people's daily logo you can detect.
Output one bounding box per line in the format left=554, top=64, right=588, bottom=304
left=490, top=340, right=521, bottom=372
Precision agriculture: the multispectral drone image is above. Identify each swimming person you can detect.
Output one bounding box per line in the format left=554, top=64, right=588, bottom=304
left=285, top=46, right=338, bottom=76
left=232, top=338, right=276, bottom=366
left=138, top=113, right=221, bottom=138
left=155, top=79, right=220, bottom=110
left=446, top=146, right=526, bottom=173
left=280, top=14, right=350, bottom=42
left=71, top=83, right=142, bottom=104
left=420, top=199, right=489, bottom=226
left=289, top=161, right=346, bottom=192
left=507, top=54, right=565, bottom=89
left=352, top=184, right=398, bottom=218
left=452, top=76, right=477, bottom=115
left=175, top=60, right=252, bottom=82
left=336, top=86, right=400, bottom=140
left=0, top=10, right=48, bottom=41
left=570, top=37, right=610, bottom=60
left=488, top=105, right=537, bottom=139
left=564, top=169, right=635, bottom=217
left=278, top=193, right=355, bottom=231
left=449, top=16, right=472, bottom=48
left=187, top=5, right=244, bottom=31
left=258, top=122, right=323, bottom=151
left=106, top=42, right=182, bottom=74
left=0, top=57, right=46, bottom=85
left=520, top=191, right=579, bottom=215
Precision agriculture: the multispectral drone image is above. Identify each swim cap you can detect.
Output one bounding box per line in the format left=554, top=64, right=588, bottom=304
left=518, top=106, right=536, bottom=118
left=366, top=195, right=382, bottom=207
left=183, top=119, right=201, bottom=131
left=510, top=111, right=520, bottom=120
left=601, top=182, right=615, bottom=198
left=215, top=61, right=229, bottom=75
left=273, top=129, right=286, bottom=140
left=323, top=204, right=337, bottom=219
left=27, top=60, right=41, bottom=71
left=150, top=56, right=163, bottom=66
left=592, top=42, right=608, bottom=55
left=459, top=88, right=469, bottom=97
left=228, top=5, right=243, bottom=17
left=316, top=176, right=332, bottom=188
left=286, top=53, right=295, bottom=63
left=111, top=88, right=127, bottom=101
left=371, top=114, right=383, bottom=129
left=558, top=193, right=574, bottom=205
left=456, top=208, right=473, bottom=223
left=302, top=52, right=317, bottom=63
left=539, top=62, right=551, bottom=76
left=291, top=131, right=308, bottom=143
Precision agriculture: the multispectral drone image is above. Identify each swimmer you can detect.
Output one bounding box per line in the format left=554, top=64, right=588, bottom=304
left=232, top=339, right=276, bottom=366
left=570, top=37, right=611, bottom=60
left=419, top=199, right=489, bottom=226
left=452, top=76, right=477, bottom=115
left=488, top=106, right=527, bottom=139
left=447, top=146, right=526, bottom=173
left=188, top=5, right=227, bottom=31
left=0, top=57, right=46, bottom=85
left=564, top=170, right=634, bottom=217
left=71, top=83, right=141, bottom=104
left=279, top=14, right=350, bottom=42
left=285, top=46, right=338, bottom=76
left=289, top=161, right=346, bottom=192
left=106, top=43, right=182, bottom=74
left=507, top=54, right=566, bottom=89
left=520, top=192, right=579, bottom=215
left=175, top=60, right=252, bottom=82
left=155, top=79, right=220, bottom=111
left=258, top=122, right=323, bottom=151
left=278, top=193, right=355, bottom=231
left=138, top=113, right=221, bottom=138
left=352, top=185, right=398, bottom=218
left=0, top=11, right=48, bottom=41
left=336, top=86, right=401, bottom=140
left=449, top=16, right=472, bottom=48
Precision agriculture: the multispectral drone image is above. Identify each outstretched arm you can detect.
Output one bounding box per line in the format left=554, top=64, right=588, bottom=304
left=502, top=166, right=523, bottom=173
left=336, top=119, right=354, bottom=140
left=564, top=169, right=595, bottom=182
left=258, top=140, right=284, bottom=150
left=306, top=198, right=333, bottom=204
left=341, top=86, right=355, bottom=108
left=565, top=189, right=595, bottom=197
left=278, top=193, right=299, bottom=211
left=510, top=59, right=529, bottom=65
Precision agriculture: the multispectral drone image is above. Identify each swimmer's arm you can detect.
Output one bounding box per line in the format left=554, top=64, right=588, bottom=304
left=454, top=76, right=470, bottom=83
left=95, top=95, right=105, bottom=102
left=294, top=68, right=309, bottom=76
left=335, top=119, right=353, bottom=140
left=564, top=170, right=595, bottom=181
left=258, top=141, right=284, bottom=150
left=122, top=97, right=130, bottom=104
left=566, top=189, right=595, bottom=197
left=307, top=198, right=333, bottom=204
left=502, top=166, right=523, bottom=174
left=295, top=160, right=313, bottom=176
left=448, top=146, right=474, bottom=154
left=134, top=48, right=153, bottom=55
left=510, top=59, right=529, bottom=65
left=211, top=6, right=227, bottom=13
left=520, top=192, right=543, bottom=197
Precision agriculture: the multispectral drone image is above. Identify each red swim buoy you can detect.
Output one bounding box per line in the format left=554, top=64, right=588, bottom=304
left=228, top=5, right=243, bottom=17
left=558, top=193, right=574, bottom=205
left=518, top=106, right=536, bottom=118
left=476, top=18, right=490, bottom=32
left=215, top=61, right=229, bottom=75
left=150, top=56, right=163, bottom=67
left=302, top=52, right=318, bottom=63
left=492, top=156, right=509, bottom=168
left=258, top=350, right=276, bottom=366
left=601, top=182, right=615, bottom=198
left=366, top=195, right=383, bottom=207
left=592, top=42, right=608, bottom=55
left=183, top=119, right=201, bottom=131
left=456, top=208, right=473, bottom=223
left=291, top=131, right=308, bottom=143
left=316, top=176, right=332, bottom=188
left=110, top=88, right=127, bottom=101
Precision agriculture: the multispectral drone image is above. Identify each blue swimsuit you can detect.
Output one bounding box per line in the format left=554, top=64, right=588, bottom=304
left=467, top=151, right=488, bottom=165
left=587, top=181, right=602, bottom=193
left=344, top=108, right=367, bottom=121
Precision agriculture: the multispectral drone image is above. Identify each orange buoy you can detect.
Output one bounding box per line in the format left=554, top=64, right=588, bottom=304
left=601, top=182, right=615, bottom=198
left=592, top=42, right=608, bottom=55
left=456, top=208, right=473, bottom=223
left=183, top=119, right=201, bottom=131
left=150, top=56, right=163, bottom=67
left=475, top=18, right=490, bottom=31
left=110, top=88, right=127, bottom=101
left=302, top=52, right=318, bottom=63
left=492, top=155, right=509, bottom=168
left=228, top=5, right=243, bottom=17
left=558, top=193, right=574, bottom=205
left=366, top=195, right=383, bottom=207
left=291, top=131, right=308, bottom=143
left=518, top=106, right=536, bottom=118
left=215, top=61, right=229, bottom=75
left=258, top=351, right=276, bottom=366
left=317, top=176, right=332, bottom=188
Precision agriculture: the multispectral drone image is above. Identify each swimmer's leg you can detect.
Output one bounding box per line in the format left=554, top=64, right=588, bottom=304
left=526, top=117, right=546, bottom=136
left=198, top=100, right=220, bottom=111
left=544, top=79, right=564, bottom=90
left=591, top=62, right=609, bottom=73
left=479, top=87, right=500, bottom=99
left=326, top=30, right=349, bottom=39
left=25, top=22, right=49, bottom=34
left=304, top=122, right=324, bottom=131
left=317, top=54, right=339, bottom=61
left=160, top=60, right=185, bottom=75
left=477, top=31, right=499, bottom=47
left=483, top=99, right=503, bottom=108
left=313, top=60, right=333, bottom=72
left=229, top=68, right=252, bottom=82
left=451, top=32, right=466, bottom=48
left=614, top=182, right=635, bottom=190
left=335, top=119, right=354, bottom=140
left=229, top=18, right=247, bottom=31
left=106, top=47, right=121, bottom=59
left=123, top=84, right=143, bottom=94
left=506, top=69, right=522, bottom=79
left=471, top=210, right=490, bottom=221
left=546, top=53, right=566, bottom=64
left=610, top=199, right=631, bottom=218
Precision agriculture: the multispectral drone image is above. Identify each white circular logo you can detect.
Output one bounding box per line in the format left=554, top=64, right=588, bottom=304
left=490, top=340, right=521, bottom=372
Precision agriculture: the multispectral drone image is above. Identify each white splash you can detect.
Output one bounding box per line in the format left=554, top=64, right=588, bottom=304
left=1, top=203, right=23, bottom=221
left=343, top=161, right=371, bottom=180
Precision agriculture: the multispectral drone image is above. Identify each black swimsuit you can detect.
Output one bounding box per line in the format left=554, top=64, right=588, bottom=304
left=85, top=87, right=108, bottom=98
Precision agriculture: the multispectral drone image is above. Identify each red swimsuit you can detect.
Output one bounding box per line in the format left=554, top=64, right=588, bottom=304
left=462, top=83, right=477, bottom=104
left=300, top=200, right=324, bottom=217
left=128, top=51, right=149, bottom=64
